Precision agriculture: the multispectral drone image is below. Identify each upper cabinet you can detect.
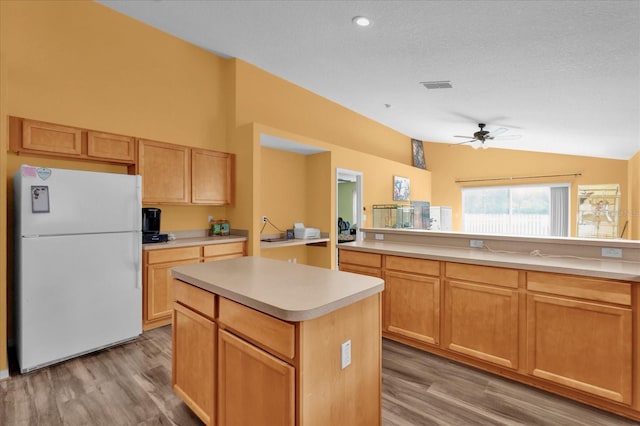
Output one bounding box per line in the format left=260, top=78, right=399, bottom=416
left=10, top=117, right=135, bottom=164
left=138, top=139, right=191, bottom=204
left=192, top=148, right=234, bottom=205
left=9, top=116, right=235, bottom=206
left=137, top=139, right=234, bottom=206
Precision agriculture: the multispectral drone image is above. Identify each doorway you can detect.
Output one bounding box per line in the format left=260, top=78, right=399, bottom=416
left=336, top=168, right=363, bottom=267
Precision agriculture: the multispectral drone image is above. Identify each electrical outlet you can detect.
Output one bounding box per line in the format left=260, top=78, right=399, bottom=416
left=341, top=340, right=351, bottom=369
left=262, top=216, right=267, bottom=224
left=207, top=215, right=213, bottom=223
left=470, top=239, right=484, bottom=248
left=601, top=247, right=623, bottom=258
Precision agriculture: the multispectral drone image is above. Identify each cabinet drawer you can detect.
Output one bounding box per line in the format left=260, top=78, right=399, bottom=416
left=445, top=262, right=519, bottom=289
left=385, top=255, right=439, bottom=276
left=218, top=297, right=295, bottom=361
left=339, top=250, right=382, bottom=268
left=527, top=272, right=631, bottom=306
left=173, top=279, right=216, bottom=320
left=202, top=242, right=245, bottom=258
left=147, top=246, right=201, bottom=264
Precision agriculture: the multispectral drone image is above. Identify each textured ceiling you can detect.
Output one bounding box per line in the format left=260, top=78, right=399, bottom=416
left=98, top=0, right=640, bottom=160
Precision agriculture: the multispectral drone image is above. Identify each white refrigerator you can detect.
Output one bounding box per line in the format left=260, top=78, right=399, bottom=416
left=14, top=165, right=142, bottom=373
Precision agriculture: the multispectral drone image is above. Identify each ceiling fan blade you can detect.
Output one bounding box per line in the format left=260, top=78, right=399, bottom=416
left=490, top=127, right=508, bottom=136
left=494, top=135, right=522, bottom=140
left=453, top=139, right=476, bottom=145
left=454, top=135, right=475, bottom=139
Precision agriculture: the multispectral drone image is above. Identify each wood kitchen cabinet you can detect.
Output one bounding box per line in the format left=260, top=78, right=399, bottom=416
left=172, top=281, right=217, bottom=426
left=138, top=139, right=191, bottom=204
left=144, top=246, right=200, bottom=330
left=383, top=256, right=440, bottom=345
left=526, top=272, right=632, bottom=404
left=192, top=149, right=235, bottom=206
left=218, top=329, right=295, bottom=426
left=443, top=262, right=520, bottom=369
left=9, top=116, right=135, bottom=164
left=143, top=241, right=247, bottom=330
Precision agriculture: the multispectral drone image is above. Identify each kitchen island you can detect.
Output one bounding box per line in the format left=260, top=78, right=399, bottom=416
left=170, top=256, right=384, bottom=426
left=339, top=228, right=640, bottom=421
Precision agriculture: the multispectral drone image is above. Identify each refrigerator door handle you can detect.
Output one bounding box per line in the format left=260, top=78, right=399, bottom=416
left=134, top=237, right=142, bottom=289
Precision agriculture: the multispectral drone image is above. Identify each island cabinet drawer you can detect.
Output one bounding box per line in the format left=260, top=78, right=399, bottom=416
left=340, top=250, right=382, bottom=268
left=202, top=241, right=245, bottom=258
left=147, top=246, right=201, bottom=264
left=385, top=255, right=439, bottom=276
left=173, top=279, right=216, bottom=320
left=445, top=262, right=519, bottom=289
left=218, top=297, right=295, bottom=362
left=527, top=272, right=631, bottom=306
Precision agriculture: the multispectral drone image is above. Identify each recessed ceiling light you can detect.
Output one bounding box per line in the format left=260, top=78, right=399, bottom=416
left=352, top=16, right=371, bottom=27
left=420, top=80, right=453, bottom=89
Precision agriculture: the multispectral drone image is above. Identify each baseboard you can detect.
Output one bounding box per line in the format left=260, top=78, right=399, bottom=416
left=0, top=369, right=8, bottom=380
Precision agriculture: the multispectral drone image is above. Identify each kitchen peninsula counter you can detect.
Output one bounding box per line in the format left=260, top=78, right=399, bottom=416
left=338, top=227, right=640, bottom=421
left=170, top=257, right=384, bottom=426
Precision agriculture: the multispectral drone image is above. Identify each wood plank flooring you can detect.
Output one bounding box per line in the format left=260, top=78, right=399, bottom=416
left=1, top=327, right=637, bottom=425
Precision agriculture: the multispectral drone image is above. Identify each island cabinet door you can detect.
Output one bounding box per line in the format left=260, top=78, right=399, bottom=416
left=218, top=329, right=294, bottom=426
left=526, top=293, right=632, bottom=404
left=383, top=270, right=440, bottom=345
left=172, top=303, right=216, bottom=426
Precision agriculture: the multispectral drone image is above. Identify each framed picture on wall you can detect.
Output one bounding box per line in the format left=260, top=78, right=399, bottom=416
left=411, top=139, right=426, bottom=169
left=393, top=176, right=410, bottom=201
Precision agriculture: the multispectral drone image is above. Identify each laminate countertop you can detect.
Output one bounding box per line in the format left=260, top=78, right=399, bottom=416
left=171, top=256, right=384, bottom=321
left=339, top=240, right=640, bottom=282
left=142, top=235, right=247, bottom=251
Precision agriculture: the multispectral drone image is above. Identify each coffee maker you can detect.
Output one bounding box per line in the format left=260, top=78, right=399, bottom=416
left=142, top=207, right=168, bottom=243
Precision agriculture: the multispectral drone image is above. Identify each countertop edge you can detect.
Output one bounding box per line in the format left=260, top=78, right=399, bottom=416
left=172, top=267, right=384, bottom=322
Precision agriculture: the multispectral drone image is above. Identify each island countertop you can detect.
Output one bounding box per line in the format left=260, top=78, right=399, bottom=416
left=171, top=256, right=384, bottom=321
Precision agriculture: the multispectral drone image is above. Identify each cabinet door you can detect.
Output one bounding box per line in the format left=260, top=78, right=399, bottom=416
left=145, top=258, right=199, bottom=328
left=139, top=139, right=190, bottom=203
left=443, top=280, right=519, bottom=369
left=192, top=149, right=234, bottom=205
left=218, top=329, right=294, bottom=426
left=22, top=119, right=82, bottom=155
left=87, top=131, right=135, bottom=163
left=172, top=303, right=216, bottom=426
left=527, top=293, right=632, bottom=404
left=384, top=270, right=439, bottom=345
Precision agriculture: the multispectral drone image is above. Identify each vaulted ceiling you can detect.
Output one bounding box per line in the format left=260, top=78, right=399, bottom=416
left=98, top=0, right=640, bottom=160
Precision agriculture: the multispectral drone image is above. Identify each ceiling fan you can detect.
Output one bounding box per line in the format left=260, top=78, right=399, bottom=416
left=453, top=123, right=521, bottom=149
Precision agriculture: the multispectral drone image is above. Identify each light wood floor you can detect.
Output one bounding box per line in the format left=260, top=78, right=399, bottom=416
left=1, top=326, right=636, bottom=425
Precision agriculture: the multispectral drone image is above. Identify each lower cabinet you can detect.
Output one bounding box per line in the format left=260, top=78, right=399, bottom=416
left=526, top=272, right=632, bottom=404
left=173, top=278, right=382, bottom=426
left=443, top=279, right=520, bottom=369
left=218, top=330, right=295, bottom=426
left=143, top=241, right=246, bottom=330
left=383, top=256, right=440, bottom=345
left=172, top=302, right=216, bottom=426
left=338, top=247, right=640, bottom=420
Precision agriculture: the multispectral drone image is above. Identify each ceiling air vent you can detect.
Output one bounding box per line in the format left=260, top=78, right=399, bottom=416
left=420, top=80, right=452, bottom=89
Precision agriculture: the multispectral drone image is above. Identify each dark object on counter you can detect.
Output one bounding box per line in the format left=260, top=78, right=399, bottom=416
left=143, top=233, right=169, bottom=244
left=286, top=229, right=295, bottom=239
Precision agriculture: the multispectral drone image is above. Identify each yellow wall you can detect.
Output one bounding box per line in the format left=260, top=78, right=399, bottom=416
left=422, top=142, right=629, bottom=235
left=629, top=151, right=640, bottom=240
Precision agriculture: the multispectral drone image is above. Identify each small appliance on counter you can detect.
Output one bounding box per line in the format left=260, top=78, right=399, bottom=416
left=142, top=207, right=169, bottom=243
left=293, top=222, right=321, bottom=239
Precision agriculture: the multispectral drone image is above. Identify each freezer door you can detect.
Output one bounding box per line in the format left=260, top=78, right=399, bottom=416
left=14, top=165, right=141, bottom=236
left=16, top=232, right=142, bottom=373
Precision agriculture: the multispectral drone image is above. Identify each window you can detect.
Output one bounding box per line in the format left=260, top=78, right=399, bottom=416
left=462, top=184, right=569, bottom=237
